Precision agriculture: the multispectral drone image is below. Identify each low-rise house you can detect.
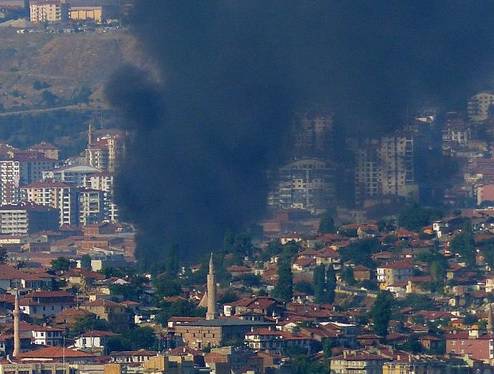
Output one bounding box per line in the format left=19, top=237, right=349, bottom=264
left=353, top=265, right=373, bottom=282
left=32, top=325, right=63, bottom=346
left=224, top=297, right=283, bottom=317
left=245, top=327, right=317, bottom=354
left=80, top=299, right=130, bottom=329
left=17, top=346, right=97, bottom=364
left=19, top=291, right=74, bottom=319
left=73, top=330, right=116, bottom=353
left=109, top=349, right=158, bottom=363
left=446, top=331, right=494, bottom=362
left=329, top=350, right=388, bottom=374
left=377, top=261, right=414, bottom=289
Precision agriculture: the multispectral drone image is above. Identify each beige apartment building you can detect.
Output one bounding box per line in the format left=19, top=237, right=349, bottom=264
left=30, top=0, right=69, bottom=23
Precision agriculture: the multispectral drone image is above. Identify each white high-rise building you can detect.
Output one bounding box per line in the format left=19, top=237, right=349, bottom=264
left=0, top=160, right=20, bottom=205
left=20, top=180, right=78, bottom=226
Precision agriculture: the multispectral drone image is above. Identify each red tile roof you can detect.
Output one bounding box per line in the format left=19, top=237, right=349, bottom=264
left=19, top=346, right=96, bottom=359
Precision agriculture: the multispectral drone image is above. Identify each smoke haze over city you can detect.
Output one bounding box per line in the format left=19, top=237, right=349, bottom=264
left=106, top=0, right=494, bottom=265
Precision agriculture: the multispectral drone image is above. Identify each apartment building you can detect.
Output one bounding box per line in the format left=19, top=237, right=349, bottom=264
left=20, top=180, right=79, bottom=226
left=29, top=0, right=69, bottom=23
left=468, top=91, right=494, bottom=123
left=293, top=112, right=334, bottom=159
left=42, top=164, right=101, bottom=186
left=0, top=203, right=58, bottom=235
left=15, top=152, right=57, bottom=186
left=269, top=158, right=335, bottom=213
left=84, top=172, right=118, bottom=222
left=354, top=134, right=418, bottom=205
left=0, top=159, right=20, bottom=205
left=86, top=129, right=124, bottom=174
left=79, top=188, right=104, bottom=226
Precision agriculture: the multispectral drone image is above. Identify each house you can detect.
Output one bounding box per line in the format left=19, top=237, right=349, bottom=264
left=17, top=346, right=97, bottom=364
left=19, top=291, right=74, bottom=319
left=353, top=265, right=372, bottom=282
left=32, top=325, right=63, bottom=346
left=109, top=349, right=158, bottom=364
left=224, top=297, right=283, bottom=318
left=53, top=307, right=93, bottom=328
left=80, top=299, right=130, bottom=329
left=73, top=330, right=116, bottom=354
left=245, top=327, right=317, bottom=354
left=329, top=350, right=388, bottom=374
left=418, top=335, right=441, bottom=351
left=446, top=331, right=494, bottom=362
left=0, top=264, right=53, bottom=291
left=377, top=262, right=414, bottom=288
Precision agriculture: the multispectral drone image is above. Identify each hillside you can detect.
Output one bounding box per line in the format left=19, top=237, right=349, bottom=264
left=0, top=29, right=147, bottom=156
left=0, top=29, right=146, bottom=112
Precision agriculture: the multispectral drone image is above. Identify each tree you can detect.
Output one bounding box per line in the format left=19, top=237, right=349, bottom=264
left=0, top=247, right=8, bottom=264
left=281, top=240, right=301, bottom=260
left=341, top=266, right=356, bottom=286
left=126, top=326, right=158, bottom=350
left=319, top=212, right=336, bottom=233
left=339, top=239, right=379, bottom=266
left=326, top=265, right=336, bottom=304
left=80, top=255, right=92, bottom=270
left=265, top=240, right=284, bottom=257
left=272, top=258, right=293, bottom=302
left=51, top=257, right=73, bottom=272
left=398, top=204, right=443, bottom=231
left=164, top=245, right=180, bottom=276
left=41, top=90, right=58, bottom=106
left=154, top=273, right=182, bottom=298
left=450, top=222, right=476, bottom=267
left=69, top=315, right=111, bottom=338
left=106, top=335, right=131, bottom=352
left=370, top=291, right=394, bottom=338
left=483, top=243, right=494, bottom=268
left=155, top=300, right=206, bottom=325
left=313, top=265, right=326, bottom=303
left=313, top=265, right=336, bottom=304
left=294, top=281, right=314, bottom=295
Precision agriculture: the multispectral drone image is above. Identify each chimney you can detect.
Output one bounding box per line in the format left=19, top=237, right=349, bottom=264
left=13, top=290, right=20, bottom=358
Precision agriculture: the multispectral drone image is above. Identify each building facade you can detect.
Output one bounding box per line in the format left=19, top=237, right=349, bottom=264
left=29, top=0, right=69, bottom=23
left=269, top=158, right=335, bottom=213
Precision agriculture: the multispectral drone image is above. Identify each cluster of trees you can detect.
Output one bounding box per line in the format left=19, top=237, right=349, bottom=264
left=313, top=265, right=336, bottom=304
left=450, top=221, right=476, bottom=267
left=398, top=204, right=443, bottom=232
left=69, top=314, right=158, bottom=353
left=370, top=291, right=394, bottom=338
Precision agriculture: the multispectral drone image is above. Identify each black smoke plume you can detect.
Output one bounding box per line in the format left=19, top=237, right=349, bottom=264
left=106, top=1, right=494, bottom=266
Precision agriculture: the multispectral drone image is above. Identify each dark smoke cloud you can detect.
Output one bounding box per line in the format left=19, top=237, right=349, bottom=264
left=106, top=1, right=494, bottom=265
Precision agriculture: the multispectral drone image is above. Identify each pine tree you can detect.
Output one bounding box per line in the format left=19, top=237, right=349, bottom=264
left=273, top=258, right=293, bottom=302
left=326, top=265, right=336, bottom=304
left=370, top=291, right=394, bottom=338
left=319, top=213, right=336, bottom=233
left=313, top=265, right=326, bottom=303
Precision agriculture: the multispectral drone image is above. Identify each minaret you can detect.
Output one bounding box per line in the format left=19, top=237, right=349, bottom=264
left=206, top=253, right=217, bottom=320
left=488, top=303, right=494, bottom=334
left=13, top=290, right=20, bottom=358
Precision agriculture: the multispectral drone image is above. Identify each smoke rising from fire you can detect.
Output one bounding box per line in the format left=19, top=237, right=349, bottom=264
left=106, top=1, right=494, bottom=265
